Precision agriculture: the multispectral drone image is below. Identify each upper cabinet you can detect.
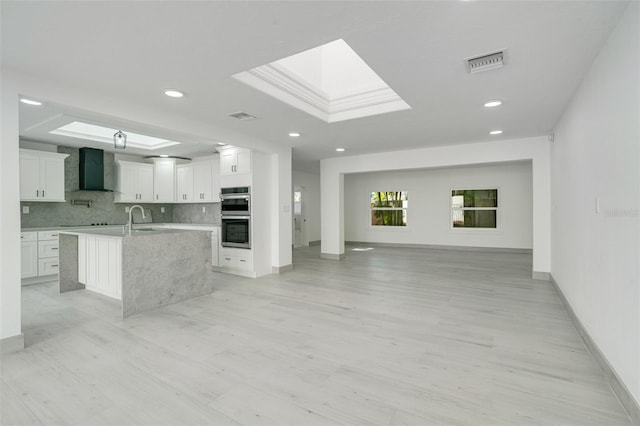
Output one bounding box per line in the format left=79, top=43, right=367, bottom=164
left=114, top=161, right=154, bottom=203
left=176, top=163, right=195, bottom=203
left=19, top=149, right=69, bottom=202
left=176, top=157, right=219, bottom=203
left=152, top=158, right=176, bottom=203
left=220, top=147, right=251, bottom=176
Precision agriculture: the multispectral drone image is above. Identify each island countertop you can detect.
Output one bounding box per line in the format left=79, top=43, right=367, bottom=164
left=59, top=227, right=219, bottom=318
left=59, top=227, right=194, bottom=238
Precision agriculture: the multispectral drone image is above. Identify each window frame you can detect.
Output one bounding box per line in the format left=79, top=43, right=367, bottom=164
left=449, top=187, right=501, bottom=232
left=369, top=190, right=409, bottom=229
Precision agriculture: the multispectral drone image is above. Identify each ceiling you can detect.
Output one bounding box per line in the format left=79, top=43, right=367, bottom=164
left=2, top=1, right=629, bottom=172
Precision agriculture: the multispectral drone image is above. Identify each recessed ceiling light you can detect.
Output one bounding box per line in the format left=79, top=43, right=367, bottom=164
left=217, top=142, right=227, bottom=146
left=164, top=89, right=184, bottom=98
left=288, top=132, right=301, bottom=137
left=336, top=148, right=346, bottom=152
left=484, top=100, right=502, bottom=108
left=20, top=98, right=43, bottom=106
left=159, top=154, right=169, bottom=158
left=490, top=130, right=503, bottom=135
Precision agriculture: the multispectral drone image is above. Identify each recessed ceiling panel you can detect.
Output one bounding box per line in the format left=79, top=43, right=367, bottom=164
left=50, top=121, right=181, bottom=150
left=233, top=39, right=411, bottom=123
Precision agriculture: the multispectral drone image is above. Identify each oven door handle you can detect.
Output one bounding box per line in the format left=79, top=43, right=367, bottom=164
left=220, top=194, right=250, bottom=200
left=221, top=216, right=251, bottom=220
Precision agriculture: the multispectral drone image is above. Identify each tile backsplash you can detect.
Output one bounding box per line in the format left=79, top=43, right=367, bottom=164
left=20, top=191, right=175, bottom=228
left=20, top=145, right=221, bottom=228
left=172, top=203, right=221, bottom=224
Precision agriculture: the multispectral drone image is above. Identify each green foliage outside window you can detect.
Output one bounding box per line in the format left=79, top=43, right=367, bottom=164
left=370, top=191, right=408, bottom=226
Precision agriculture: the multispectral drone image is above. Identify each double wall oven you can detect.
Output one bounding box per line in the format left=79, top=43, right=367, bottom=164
left=220, top=187, right=251, bottom=249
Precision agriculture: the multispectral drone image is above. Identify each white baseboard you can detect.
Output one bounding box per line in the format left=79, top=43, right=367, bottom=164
left=345, top=241, right=532, bottom=254
left=532, top=271, right=550, bottom=281
left=272, top=264, right=293, bottom=274
left=320, top=252, right=345, bottom=260
left=1, top=333, right=25, bottom=354
left=550, top=274, right=639, bottom=424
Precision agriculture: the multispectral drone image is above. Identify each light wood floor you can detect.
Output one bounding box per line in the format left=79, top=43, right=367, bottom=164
left=1, top=245, right=632, bottom=425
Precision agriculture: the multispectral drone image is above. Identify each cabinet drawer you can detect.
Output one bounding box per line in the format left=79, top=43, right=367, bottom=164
left=21, top=232, right=37, bottom=242
left=38, top=240, right=59, bottom=258
left=38, top=230, right=60, bottom=241
left=220, top=252, right=252, bottom=269
left=38, top=257, right=59, bottom=276
left=220, top=254, right=235, bottom=267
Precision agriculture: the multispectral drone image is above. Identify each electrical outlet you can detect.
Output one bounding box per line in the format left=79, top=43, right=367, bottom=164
left=160, top=207, right=165, bottom=213
left=125, top=207, right=130, bottom=213
left=22, top=206, right=29, bottom=214
left=202, top=206, right=206, bottom=213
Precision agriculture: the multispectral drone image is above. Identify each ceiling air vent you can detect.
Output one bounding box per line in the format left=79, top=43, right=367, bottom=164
left=228, top=111, right=257, bottom=121
left=466, top=50, right=506, bottom=74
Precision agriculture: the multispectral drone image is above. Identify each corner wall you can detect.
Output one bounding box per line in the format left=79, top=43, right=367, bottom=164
left=551, top=2, right=639, bottom=410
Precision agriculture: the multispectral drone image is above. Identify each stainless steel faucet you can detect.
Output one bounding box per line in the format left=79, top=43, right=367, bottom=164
left=128, top=205, right=146, bottom=235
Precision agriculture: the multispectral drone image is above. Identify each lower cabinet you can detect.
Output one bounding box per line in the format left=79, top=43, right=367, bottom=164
left=78, top=235, right=122, bottom=300
left=21, top=233, right=38, bottom=279
left=21, top=230, right=60, bottom=283
left=219, top=247, right=253, bottom=274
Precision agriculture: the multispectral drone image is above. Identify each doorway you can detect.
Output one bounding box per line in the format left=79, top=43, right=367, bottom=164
left=293, top=186, right=308, bottom=247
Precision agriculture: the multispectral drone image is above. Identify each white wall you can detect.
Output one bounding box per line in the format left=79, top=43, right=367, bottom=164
left=345, top=162, right=532, bottom=249
left=271, top=150, right=293, bottom=269
left=551, top=2, right=639, bottom=406
left=0, top=72, right=23, bottom=341
left=321, top=136, right=550, bottom=274
left=292, top=170, right=321, bottom=243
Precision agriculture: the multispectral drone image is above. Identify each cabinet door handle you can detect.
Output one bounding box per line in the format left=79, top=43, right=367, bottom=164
left=156, top=194, right=158, bottom=200
left=36, top=190, right=39, bottom=197
left=51, top=264, right=58, bottom=268
left=51, top=247, right=58, bottom=250
left=42, top=190, right=45, bottom=197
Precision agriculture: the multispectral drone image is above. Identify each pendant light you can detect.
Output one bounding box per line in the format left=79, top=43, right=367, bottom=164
left=113, top=130, right=127, bottom=149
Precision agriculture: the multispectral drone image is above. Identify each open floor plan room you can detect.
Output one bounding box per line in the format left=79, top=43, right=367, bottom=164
left=1, top=246, right=632, bottom=425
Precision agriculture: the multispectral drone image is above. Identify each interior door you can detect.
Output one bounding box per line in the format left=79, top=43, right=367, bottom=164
left=293, top=187, right=307, bottom=247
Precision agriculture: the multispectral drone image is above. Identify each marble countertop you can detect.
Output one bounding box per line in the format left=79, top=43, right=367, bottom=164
left=59, top=227, right=205, bottom=238
left=22, top=223, right=219, bottom=232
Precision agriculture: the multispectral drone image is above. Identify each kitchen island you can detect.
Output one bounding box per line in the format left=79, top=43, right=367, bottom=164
left=59, top=227, right=220, bottom=318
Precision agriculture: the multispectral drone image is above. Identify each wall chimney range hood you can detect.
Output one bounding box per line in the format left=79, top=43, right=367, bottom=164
left=79, top=147, right=111, bottom=191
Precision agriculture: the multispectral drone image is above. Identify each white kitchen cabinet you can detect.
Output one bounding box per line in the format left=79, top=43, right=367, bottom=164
left=176, top=159, right=216, bottom=203
left=193, top=161, right=213, bottom=202
left=220, top=247, right=252, bottom=271
left=82, top=235, right=122, bottom=300
left=19, top=149, right=68, bottom=202
left=38, top=258, right=60, bottom=276
left=21, top=232, right=38, bottom=279
left=152, top=158, right=176, bottom=203
left=212, top=156, right=221, bottom=202
left=220, top=147, right=251, bottom=176
left=176, top=164, right=194, bottom=202
left=78, top=235, right=87, bottom=284
left=37, top=231, right=59, bottom=277
left=114, top=161, right=154, bottom=203
left=21, top=230, right=60, bottom=282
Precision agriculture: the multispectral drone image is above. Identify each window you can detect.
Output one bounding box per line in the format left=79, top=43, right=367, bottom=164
left=451, top=189, right=498, bottom=229
left=370, top=191, right=408, bottom=226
